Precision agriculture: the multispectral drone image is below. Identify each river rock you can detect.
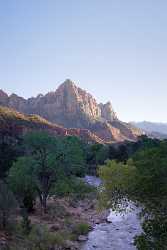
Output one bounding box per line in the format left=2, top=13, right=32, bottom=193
left=78, top=235, right=88, bottom=241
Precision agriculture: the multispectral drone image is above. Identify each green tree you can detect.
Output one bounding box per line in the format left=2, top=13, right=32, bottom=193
left=0, top=132, right=21, bottom=179
left=59, top=136, right=86, bottom=176
left=8, top=157, right=36, bottom=212
left=99, top=160, right=137, bottom=211
left=86, top=144, right=109, bottom=174
left=22, top=132, right=59, bottom=213
left=99, top=140, right=167, bottom=249
left=0, top=180, right=17, bottom=229
left=9, top=132, right=85, bottom=214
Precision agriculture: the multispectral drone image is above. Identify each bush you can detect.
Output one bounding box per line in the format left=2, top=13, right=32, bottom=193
left=73, top=222, right=91, bottom=236
left=28, top=225, right=66, bottom=250
left=7, top=224, right=67, bottom=250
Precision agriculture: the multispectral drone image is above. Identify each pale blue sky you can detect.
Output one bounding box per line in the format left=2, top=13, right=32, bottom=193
left=0, top=0, right=166, bottom=122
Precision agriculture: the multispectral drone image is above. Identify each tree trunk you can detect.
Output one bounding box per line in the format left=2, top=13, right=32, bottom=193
left=39, top=194, right=47, bottom=214
left=42, top=195, right=47, bottom=214
left=2, top=212, right=6, bottom=229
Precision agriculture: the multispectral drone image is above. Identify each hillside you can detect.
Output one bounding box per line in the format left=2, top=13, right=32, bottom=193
left=0, top=106, right=104, bottom=144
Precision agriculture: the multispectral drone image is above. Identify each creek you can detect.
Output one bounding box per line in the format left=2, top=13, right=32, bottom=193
left=82, top=176, right=142, bottom=250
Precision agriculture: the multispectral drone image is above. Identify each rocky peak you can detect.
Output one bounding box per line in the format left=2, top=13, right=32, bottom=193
left=56, top=79, right=77, bottom=96
left=99, top=102, right=118, bottom=122
left=55, top=80, right=101, bottom=119
left=0, top=90, right=8, bottom=105
left=59, top=78, right=75, bottom=88
left=8, top=93, right=27, bottom=112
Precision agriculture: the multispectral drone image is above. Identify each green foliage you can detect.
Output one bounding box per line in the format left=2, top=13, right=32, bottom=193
left=52, top=177, right=94, bottom=200
left=9, top=225, right=66, bottom=250
left=8, top=157, right=36, bottom=212
left=20, top=208, right=32, bottom=235
left=28, top=225, right=65, bottom=250
left=88, top=144, right=109, bottom=164
left=98, top=160, right=137, bottom=211
left=13, top=132, right=60, bottom=213
left=109, top=144, right=129, bottom=163
left=0, top=180, right=17, bottom=229
left=9, top=132, right=86, bottom=213
left=134, top=216, right=167, bottom=250
left=99, top=139, right=167, bottom=249
left=132, top=140, right=167, bottom=203
left=73, top=222, right=91, bottom=236
left=132, top=141, right=167, bottom=249
left=58, top=136, right=86, bottom=177
left=0, top=132, right=21, bottom=179
left=86, top=143, right=109, bottom=174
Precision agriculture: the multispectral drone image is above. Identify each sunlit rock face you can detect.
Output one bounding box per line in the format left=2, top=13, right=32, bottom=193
left=0, top=80, right=142, bottom=143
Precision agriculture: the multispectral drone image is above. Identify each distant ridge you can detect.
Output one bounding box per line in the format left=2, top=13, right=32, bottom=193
left=131, top=121, right=167, bottom=139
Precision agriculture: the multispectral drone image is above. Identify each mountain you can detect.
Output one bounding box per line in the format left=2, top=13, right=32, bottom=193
left=0, top=79, right=142, bottom=143
left=132, top=121, right=167, bottom=139
left=0, top=106, right=104, bottom=144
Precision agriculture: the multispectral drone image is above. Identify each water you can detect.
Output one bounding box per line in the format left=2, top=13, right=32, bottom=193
left=83, top=176, right=142, bottom=250
left=83, top=175, right=102, bottom=187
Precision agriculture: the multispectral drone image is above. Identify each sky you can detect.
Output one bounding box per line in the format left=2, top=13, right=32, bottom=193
left=0, top=0, right=166, bottom=122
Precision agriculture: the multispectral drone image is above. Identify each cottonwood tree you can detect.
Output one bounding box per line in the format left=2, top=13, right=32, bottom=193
left=9, top=132, right=59, bottom=213
left=9, top=132, right=85, bottom=214
left=22, top=132, right=59, bottom=213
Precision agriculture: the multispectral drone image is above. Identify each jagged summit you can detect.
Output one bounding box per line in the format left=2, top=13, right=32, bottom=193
left=60, top=78, right=75, bottom=86
left=0, top=80, right=142, bottom=142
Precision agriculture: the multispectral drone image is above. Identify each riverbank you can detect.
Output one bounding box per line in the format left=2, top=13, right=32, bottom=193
left=0, top=186, right=106, bottom=250
left=0, top=176, right=142, bottom=250
left=31, top=195, right=108, bottom=249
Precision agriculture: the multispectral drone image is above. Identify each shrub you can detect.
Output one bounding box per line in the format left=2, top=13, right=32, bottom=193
left=73, top=222, right=91, bottom=236
left=28, top=225, right=66, bottom=250
left=7, top=224, right=67, bottom=250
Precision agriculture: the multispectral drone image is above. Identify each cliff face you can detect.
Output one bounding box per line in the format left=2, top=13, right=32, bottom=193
left=99, top=102, right=117, bottom=122
left=0, top=80, right=142, bottom=143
